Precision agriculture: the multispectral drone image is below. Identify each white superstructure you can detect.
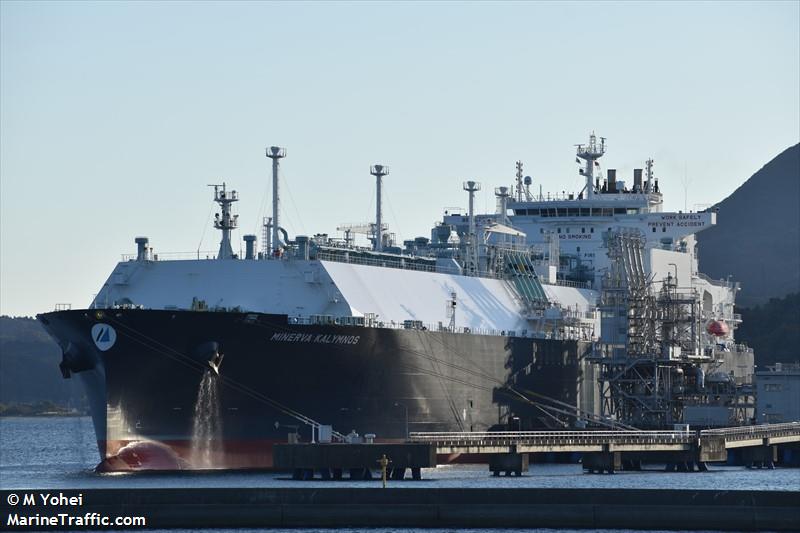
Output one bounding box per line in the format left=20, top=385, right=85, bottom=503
left=91, top=134, right=743, bottom=359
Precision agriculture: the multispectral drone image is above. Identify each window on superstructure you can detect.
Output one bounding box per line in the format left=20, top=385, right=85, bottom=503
left=557, top=208, right=567, bottom=217
left=581, top=227, right=586, bottom=233
left=568, top=208, right=578, bottom=216
left=614, top=208, right=626, bottom=214
left=557, top=228, right=561, bottom=233
left=627, top=208, right=638, bottom=214
left=653, top=227, right=657, bottom=233
left=590, top=228, right=594, bottom=233
left=580, top=208, right=590, bottom=216
left=662, top=227, right=666, bottom=232
left=566, top=228, right=570, bottom=234
left=540, top=228, right=544, bottom=233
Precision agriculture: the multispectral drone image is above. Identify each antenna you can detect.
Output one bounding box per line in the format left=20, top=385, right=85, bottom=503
left=645, top=158, right=659, bottom=194
left=515, top=161, right=524, bottom=201
left=266, top=146, right=286, bottom=253
left=370, top=164, right=390, bottom=251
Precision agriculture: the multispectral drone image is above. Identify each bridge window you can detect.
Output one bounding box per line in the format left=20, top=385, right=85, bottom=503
left=580, top=208, right=590, bottom=216
left=627, top=208, right=639, bottom=214
left=567, top=208, right=578, bottom=216
left=557, top=208, right=567, bottom=217
left=614, top=208, right=627, bottom=214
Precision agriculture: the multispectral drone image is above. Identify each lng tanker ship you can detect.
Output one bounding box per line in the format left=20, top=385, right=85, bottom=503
left=38, top=134, right=753, bottom=471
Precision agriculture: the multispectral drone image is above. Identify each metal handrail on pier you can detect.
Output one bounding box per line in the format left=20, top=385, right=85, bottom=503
left=408, top=423, right=800, bottom=454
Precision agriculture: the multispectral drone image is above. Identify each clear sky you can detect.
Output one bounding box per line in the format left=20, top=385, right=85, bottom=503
left=1, top=1, right=798, bottom=317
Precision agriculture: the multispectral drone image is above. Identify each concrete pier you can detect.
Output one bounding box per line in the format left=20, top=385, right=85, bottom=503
left=2, top=488, right=797, bottom=530
left=488, top=452, right=529, bottom=476
left=274, top=443, right=436, bottom=480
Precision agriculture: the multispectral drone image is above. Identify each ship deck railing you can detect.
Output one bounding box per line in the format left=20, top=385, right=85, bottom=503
left=286, top=315, right=566, bottom=340
left=122, top=250, right=219, bottom=261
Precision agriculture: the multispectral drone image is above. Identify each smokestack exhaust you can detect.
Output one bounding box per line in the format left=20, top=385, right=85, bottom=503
left=608, top=169, right=617, bottom=193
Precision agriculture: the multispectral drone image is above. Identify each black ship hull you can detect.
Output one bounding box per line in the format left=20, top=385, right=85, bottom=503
left=38, top=309, right=591, bottom=470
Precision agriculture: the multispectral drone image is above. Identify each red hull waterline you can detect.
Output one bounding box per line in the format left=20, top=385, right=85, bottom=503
left=96, top=439, right=466, bottom=472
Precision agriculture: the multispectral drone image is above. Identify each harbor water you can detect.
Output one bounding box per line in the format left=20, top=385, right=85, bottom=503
left=1, top=416, right=797, bottom=491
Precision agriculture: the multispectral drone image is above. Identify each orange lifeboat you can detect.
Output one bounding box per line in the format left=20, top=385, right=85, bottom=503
left=706, top=320, right=730, bottom=337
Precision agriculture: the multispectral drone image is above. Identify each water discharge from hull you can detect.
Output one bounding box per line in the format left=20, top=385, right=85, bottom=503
left=190, top=370, right=223, bottom=469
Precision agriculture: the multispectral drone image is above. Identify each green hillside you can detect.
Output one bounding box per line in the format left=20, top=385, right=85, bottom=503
left=697, top=144, right=800, bottom=307
left=0, top=316, right=84, bottom=407
left=735, top=293, right=800, bottom=368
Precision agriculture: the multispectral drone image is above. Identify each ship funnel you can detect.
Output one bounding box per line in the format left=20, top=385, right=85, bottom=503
left=135, top=237, right=149, bottom=261
left=607, top=169, right=617, bottom=193
left=243, top=234, right=257, bottom=260
left=633, top=168, right=643, bottom=192
left=266, top=146, right=286, bottom=253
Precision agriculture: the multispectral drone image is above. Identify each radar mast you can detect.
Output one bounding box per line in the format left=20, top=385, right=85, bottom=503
left=210, top=182, right=239, bottom=260
left=576, top=132, right=606, bottom=199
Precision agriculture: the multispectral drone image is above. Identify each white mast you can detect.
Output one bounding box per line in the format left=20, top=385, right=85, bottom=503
left=370, top=164, right=389, bottom=251
left=266, top=146, right=286, bottom=253
left=210, top=182, right=239, bottom=260
left=463, top=180, right=481, bottom=275
left=576, top=132, right=606, bottom=199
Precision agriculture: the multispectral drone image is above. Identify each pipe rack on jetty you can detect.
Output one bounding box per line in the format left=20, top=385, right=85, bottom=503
left=274, top=422, right=800, bottom=476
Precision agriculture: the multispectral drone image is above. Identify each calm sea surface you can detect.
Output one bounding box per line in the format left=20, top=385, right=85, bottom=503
left=1, top=417, right=797, bottom=491
left=1, top=417, right=797, bottom=532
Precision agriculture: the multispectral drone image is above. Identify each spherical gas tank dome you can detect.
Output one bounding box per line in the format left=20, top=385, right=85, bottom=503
left=706, top=320, right=730, bottom=337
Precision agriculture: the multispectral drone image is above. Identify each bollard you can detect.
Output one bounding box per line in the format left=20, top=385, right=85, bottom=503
left=377, top=454, right=391, bottom=488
